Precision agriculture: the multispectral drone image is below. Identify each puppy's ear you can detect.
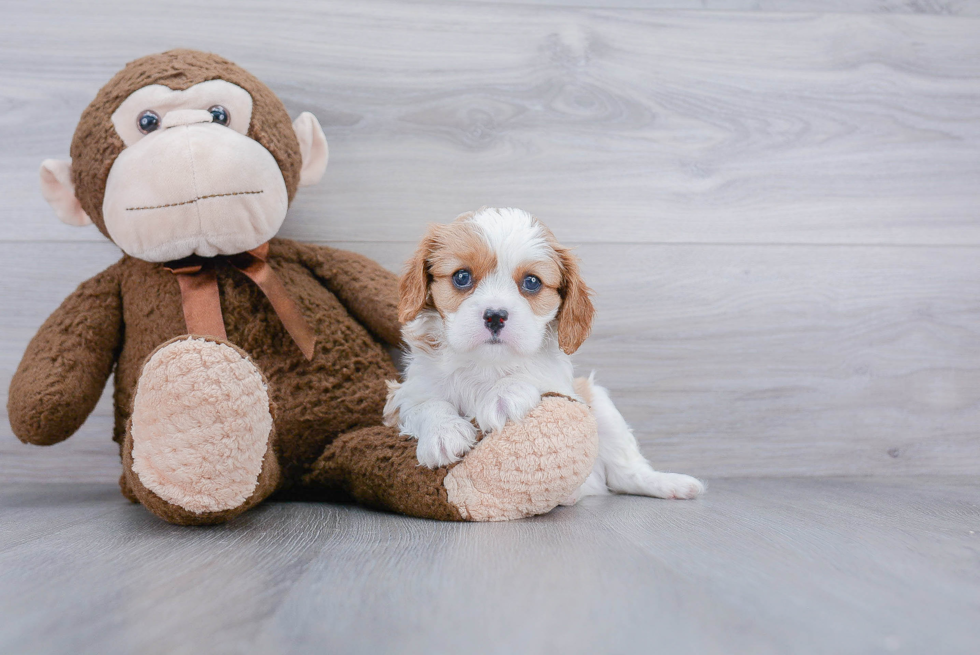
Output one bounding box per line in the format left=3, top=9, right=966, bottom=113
left=556, top=245, right=595, bottom=354
left=398, top=225, right=441, bottom=323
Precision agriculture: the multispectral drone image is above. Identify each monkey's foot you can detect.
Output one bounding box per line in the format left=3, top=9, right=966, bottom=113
left=443, top=396, right=599, bottom=521
left=304, top=397, right=598, bottom=522
left=124, top=336, right=279, bottom=525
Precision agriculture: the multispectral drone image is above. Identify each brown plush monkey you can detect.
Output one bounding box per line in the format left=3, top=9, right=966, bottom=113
left=7, top=50, right=597, bottom=525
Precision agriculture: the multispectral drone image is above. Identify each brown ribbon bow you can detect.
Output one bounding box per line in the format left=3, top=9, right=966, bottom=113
left=164, top=242, right=316, bottom=360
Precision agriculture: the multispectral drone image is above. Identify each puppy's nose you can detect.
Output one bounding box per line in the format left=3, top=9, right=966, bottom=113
left=483, top=308, right=508, bottom=336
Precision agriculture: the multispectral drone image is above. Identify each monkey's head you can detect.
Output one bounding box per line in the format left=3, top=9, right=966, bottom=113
left=40, top=49, right=328, bottom=262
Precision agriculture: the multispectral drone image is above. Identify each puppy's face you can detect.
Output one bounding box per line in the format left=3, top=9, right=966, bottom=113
left=399, top=208, right=595, bottom=360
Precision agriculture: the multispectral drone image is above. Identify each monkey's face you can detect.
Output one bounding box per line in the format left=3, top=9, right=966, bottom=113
left=102, top=80, right=290, bottom=261
left=40, top=50, right=328, bottom=263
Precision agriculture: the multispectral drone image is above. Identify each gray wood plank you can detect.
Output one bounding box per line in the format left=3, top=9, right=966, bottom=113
left=576, top=243, right=980, bottom=478
left=599, top=477, right=980, bottom=655
left=0, top=483, right=121, bottom=553
left=2, top=1, right=979, bottom=245
left=4, top=239, right=978, bottom=479
left=432, top=1, right=980, bottom=16
left=0, top=478, right=977, bottom=654
left=255, top=492, right=782, bottom=655
left=0, top=416, right=120, bottom=484
left=0, top=491, right=334, bottom=655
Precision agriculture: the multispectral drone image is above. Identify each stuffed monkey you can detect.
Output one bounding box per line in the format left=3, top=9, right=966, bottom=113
left=7, top=50, right=597, bottom=525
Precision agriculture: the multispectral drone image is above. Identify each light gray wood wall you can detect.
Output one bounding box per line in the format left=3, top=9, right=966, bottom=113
left=2, top=0, right=978, bottom=481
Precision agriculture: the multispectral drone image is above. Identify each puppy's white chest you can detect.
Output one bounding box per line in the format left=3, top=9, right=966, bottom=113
left=446, top=368, right=523, bottom=418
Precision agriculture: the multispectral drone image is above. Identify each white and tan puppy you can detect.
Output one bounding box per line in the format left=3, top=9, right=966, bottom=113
left=384, top=208, right=704, bottom=502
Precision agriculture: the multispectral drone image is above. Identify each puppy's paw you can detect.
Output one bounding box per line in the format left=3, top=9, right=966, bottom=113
left=476, top=380, right=540, bottom=433
left=415, top=417, right=479, bottom=469
left=635, top=471, right=705, bottom=500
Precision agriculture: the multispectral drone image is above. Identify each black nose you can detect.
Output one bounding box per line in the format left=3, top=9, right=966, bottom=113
left=483, top=308, right=508, bottom=336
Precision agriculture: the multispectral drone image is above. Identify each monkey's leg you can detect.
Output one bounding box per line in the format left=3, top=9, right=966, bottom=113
left=122, top=336, right=280, bottom=525
left=303, top=396, right=598, bottom=521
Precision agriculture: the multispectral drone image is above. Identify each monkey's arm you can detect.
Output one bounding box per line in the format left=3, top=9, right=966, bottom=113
left=7, top=262, right=124, bottom=445
left=295, top=243, right=402, bottom=347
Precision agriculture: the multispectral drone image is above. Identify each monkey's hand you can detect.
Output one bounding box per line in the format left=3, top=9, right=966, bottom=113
left=7, top=262, right=124, bottom=445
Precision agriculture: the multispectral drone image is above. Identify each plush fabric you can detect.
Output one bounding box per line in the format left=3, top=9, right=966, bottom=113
left=130, top=337, right=275, bottom=514
left=7, top=262, right=124, bottom=445
left=40, top=159, right=92, bottom=226
left=444, top=395, right=599, bottom=521
left=70, top=49, right=302, bottom=237
left=117, top=238, right=400, bottom=484
left=305, top=425, right=464, bottom=521
left=122, top=420, right=281, bottom=527
left=10, top=238, right=399, bottom=475
left=292, top=112, right=329, bottom=187
left=102, top=117, right=290, bottom=262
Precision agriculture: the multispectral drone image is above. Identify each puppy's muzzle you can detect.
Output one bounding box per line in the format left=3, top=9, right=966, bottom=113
left=483, top=308, right=508, bottom=337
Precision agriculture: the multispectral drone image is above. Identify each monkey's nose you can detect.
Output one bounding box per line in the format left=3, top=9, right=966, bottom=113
left=161, top=109, right=215, bottom=129
left=483, top=308, right=508, bottom=336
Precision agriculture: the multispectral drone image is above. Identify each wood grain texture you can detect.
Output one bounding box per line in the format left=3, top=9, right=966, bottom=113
left=1, top=417, right=120, bottom=484
left=1, top=1, right=980, bottom=245
left=437, top=0, right=980, bottom=15
left=1, top=478, right=978, bottom=654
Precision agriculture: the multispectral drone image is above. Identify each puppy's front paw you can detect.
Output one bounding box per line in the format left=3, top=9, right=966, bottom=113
left=476, top=380, right=540, bottom=433
left=636, top=471, right=705, bottom=500
left=415, top=417, right=479, bottom=469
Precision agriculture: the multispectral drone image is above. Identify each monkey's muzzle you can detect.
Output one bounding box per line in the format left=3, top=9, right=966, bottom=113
left=101, top=119, right=289, bottom=263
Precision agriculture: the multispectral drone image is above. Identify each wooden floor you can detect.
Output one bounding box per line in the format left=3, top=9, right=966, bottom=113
left=0, top=478, right=977, bottom=654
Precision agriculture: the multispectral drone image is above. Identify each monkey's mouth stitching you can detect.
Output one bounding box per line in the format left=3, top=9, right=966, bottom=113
left=125, top=190, right=264, bottom=212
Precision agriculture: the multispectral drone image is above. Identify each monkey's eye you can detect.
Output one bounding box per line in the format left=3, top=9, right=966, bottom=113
left=137, top=110, right=161, bottom=134
left=522, top=275, right=542, bottom=293
left=452, top=269, right=473, bottom=290
left=208, top=105, right=230, bottom=126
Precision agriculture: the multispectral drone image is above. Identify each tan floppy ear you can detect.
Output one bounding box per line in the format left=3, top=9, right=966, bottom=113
left=556, top=245, right=596, bottom=354
left=292, top=112, right=328, bottom=187
left=39, top=159, right=92, bottom=226
left=398, top=225, right=441, bottom=323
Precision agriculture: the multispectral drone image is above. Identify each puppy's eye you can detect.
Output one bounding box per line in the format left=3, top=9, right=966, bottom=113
left=452, top=269, right=473, bottom=289
left=522, top=274, right=542, bottom=293
left=208, top=105, right=230, bottom=126
left=137, top=110, right=161, bottom=134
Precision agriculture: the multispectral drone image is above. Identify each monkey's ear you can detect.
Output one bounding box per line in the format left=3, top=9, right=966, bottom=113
left=39, top=160, right=92, bottom=227
left=292, top=112, right=329, bottom=187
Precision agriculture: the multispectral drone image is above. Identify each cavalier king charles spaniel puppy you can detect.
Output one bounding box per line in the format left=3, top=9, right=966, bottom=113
left=384, top=208, right=704, bottom=502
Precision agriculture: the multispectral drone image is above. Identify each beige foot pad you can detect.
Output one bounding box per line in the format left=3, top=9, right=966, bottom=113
left=444, top=397, right=599, bottom=521
left=130, top=336, right=274, bottom=515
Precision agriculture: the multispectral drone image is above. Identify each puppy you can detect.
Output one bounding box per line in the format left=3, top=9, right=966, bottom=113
left=384, top=208, right=704, bottom=502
